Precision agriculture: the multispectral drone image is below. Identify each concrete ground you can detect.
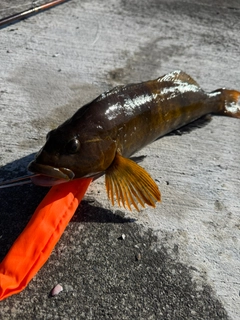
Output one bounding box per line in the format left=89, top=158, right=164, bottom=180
left=0, top=0, right=240, bottom=319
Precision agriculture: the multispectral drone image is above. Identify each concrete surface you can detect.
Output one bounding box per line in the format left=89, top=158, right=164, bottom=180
left=0, top=0, right=240, bottom=319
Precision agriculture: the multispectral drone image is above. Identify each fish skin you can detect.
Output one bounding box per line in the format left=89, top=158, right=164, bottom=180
left=28, top=70, right=240, bottom=210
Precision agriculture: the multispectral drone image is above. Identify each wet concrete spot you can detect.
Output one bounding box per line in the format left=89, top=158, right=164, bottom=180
left=29, top=82, right=101, bottom=131
left=20, top=83, right=101, bottom=150
left=107, top=41, right=186, bottom=86
left=119, top=0, right=240, bottom=58
left=120, top=0, right=167, bottom=18
left=120, top=0, right=240, bottom=24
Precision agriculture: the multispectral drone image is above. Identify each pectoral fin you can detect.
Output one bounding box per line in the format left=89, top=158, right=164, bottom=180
left=105, top=153, right=161, bottom=211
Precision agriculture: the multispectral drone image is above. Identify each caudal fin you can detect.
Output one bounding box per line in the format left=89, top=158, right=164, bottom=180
left=216, top=89, right=240, bottom=118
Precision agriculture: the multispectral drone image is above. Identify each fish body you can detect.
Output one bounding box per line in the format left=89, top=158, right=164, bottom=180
left=28, top=70, right=240, bottom=210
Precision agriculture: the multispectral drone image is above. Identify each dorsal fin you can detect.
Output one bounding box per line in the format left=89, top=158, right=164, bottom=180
left=158, top=70, right=200, bottom=87
left=105, top=153, right=161, bottom=211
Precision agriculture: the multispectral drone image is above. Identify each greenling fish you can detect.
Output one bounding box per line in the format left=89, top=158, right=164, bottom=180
left=26, top=70, right=240, bottom=210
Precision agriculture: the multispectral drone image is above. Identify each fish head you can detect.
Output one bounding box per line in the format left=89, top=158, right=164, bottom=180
left=28, top=121, right=117, bottom=186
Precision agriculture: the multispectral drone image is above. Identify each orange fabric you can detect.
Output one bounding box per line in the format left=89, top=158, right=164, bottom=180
left=0, top=178, right=92, bottom=300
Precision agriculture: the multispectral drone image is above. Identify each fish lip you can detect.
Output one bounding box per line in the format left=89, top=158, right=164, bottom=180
left=28, top=161, right=75, bottom=181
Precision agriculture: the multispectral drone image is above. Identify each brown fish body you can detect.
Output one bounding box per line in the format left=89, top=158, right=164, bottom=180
left=68, top=70, right=235, bottom=159
left=28, top=70, right=240, bottom=210
left=96, top=72, right=222, bottom=158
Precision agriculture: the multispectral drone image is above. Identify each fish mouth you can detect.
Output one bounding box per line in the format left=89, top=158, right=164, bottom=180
left=28, top=161, right=75, bottom=186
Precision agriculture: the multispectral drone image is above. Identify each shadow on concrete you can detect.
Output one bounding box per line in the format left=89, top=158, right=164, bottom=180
left=0, top=153, right=35, bottom=180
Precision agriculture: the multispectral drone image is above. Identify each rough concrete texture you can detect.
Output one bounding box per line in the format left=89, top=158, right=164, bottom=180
left=0, top=0, right=240, bottom=319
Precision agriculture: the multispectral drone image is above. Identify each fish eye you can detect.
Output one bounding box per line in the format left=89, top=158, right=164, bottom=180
left=65, top=138, right=80, bottom=154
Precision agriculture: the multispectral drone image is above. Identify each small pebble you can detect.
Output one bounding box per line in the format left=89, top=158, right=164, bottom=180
left=135, top=253, right=141, bottom=261
left=51, top=284, right=63, bottom=297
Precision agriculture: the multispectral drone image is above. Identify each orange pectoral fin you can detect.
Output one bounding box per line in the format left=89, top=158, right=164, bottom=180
left=0, top=178, right=92, bottom=301
left=105, top=153, right=161, bottom=211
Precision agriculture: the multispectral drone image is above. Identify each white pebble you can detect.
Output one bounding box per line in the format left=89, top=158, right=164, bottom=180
left=51, top=284, right=63, bottom=296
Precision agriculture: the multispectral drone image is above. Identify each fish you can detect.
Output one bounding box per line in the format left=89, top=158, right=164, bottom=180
left=27, top=70, right=240, bottom=211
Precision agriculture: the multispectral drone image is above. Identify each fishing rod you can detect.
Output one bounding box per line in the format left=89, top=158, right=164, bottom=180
left=0, top=0, right=71, bottom=28
left=0, top=175, right=37, bottom=188
left=0, top=174, right=70, bottom=188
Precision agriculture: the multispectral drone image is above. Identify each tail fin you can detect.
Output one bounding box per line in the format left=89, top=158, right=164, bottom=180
left=213, top=89, right=240, bottom=118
